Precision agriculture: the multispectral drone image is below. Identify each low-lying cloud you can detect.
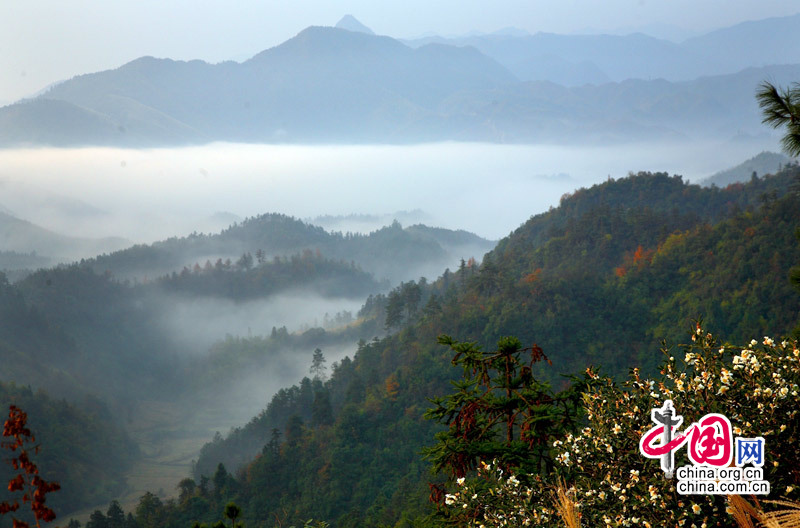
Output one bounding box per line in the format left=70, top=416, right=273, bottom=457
left=0, top=139, right=780, bottom=253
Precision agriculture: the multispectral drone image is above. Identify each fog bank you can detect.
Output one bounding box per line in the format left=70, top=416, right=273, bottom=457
left=0, top=139, right=779, bottom=245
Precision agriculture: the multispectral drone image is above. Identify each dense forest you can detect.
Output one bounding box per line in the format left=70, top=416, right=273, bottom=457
left=72, top=166, right=796, bottom=527
left=1, top=162, right=799, bottom=528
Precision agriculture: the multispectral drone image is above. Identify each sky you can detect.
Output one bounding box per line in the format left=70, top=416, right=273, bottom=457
left=1, top=1, right=799, bottom=104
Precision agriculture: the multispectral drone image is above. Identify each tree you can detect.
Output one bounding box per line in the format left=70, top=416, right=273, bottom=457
left=134, top=492, right=163, bottom=528
left=311, top=390, right=333, bottom=427
left=423, top=336, right=584, bottom=480
left=757, top=81, right=800, bottom=157
left=0, top=405, right=60, bottom=528
left=285, top=415, right=304, bottom=446
left=106, top=501, right=125, bottom=528
left=236, top=252, right=254, bottom=271
left=223, top=502, right=241, bottom=528
left=86, top=510, right=108, bottom=528
left=310, top=348, right=327, bottom=381
left=402, top=281, right=422, bottom=319
left=384, top=289, right=404, bottom=331
left=262, top=427, right=281, bottom=456
left=177, top=478, right=196, bottom=504
left=212, top=464, right=229, bottom=498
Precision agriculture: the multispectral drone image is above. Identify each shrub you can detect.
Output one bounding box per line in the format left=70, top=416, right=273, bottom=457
left=439, top=324, right=800, bottom=527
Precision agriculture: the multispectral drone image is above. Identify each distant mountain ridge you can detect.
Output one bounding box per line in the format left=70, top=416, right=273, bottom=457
left=0, top=13, right=799, bottom=146
left=403, top=13, right=800, bottom=85
left=701, top=151, right=794, bottom=187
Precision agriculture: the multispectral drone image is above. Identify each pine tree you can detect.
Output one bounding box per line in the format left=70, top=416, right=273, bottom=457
left=310, top=348, right=327, bottom=380
left=757, top=81, right=800, bottom=157
left=423, top=336, right=585, bottom=480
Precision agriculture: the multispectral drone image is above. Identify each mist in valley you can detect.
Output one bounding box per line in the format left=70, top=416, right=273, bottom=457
left=158, top=290, right=366, bottom=353
left=0, top=131, right=789, bottom=519
left=0, top=138, right=778, bottom=249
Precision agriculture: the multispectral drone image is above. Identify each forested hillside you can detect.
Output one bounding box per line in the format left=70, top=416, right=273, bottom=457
left=0, top=384, right=137, bottom=522
left=2, top=163, right=797, bottom=527
left=129, top=165, right=800, bottom=528
left=87, top=214, right=493, bottom=285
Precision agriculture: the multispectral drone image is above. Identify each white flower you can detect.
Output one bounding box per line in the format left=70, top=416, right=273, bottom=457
left=456, top=477, right=465, bottom=486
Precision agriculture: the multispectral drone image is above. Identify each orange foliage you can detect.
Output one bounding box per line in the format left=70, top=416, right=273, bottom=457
left=523, top=268, right=543, bottom=284
left=614, top=266, right=627, bottom=278
left=633, top=245, right=645, bottom=263
left=385, top=374, right=400, bottom=400
left=632, top=245, right=654, bottom=266
left=1, top=406, right=60, bottom=528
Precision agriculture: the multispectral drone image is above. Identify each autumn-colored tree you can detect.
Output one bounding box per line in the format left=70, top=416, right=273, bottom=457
left=423, top=336, right=585, bottom=481
left=0, top=405, right=60, bottom=528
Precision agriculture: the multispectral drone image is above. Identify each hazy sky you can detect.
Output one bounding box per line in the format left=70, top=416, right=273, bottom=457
left=1, top=1, right=798, bottom=103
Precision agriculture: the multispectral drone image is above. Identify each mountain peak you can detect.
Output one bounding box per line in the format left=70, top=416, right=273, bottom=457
left=335, top=15, right=375, bottom=35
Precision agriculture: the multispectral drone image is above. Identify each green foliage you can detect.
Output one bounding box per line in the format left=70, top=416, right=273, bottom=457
left=0, top=385, right=136, bottom=518
left=423, top=336, right=584, bottom=480
left=439, top=326, right=800, bottom=526
left=757, top=81, right=800, bottom=157
left=181, top=168, right=800, bottom=527
left=159, top=250, right=379, bottom=301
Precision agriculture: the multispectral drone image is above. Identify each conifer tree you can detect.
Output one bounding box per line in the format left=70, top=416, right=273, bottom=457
left=757, top=81, right=800, bottom=157
left=423, top=336, right=584, bottom=480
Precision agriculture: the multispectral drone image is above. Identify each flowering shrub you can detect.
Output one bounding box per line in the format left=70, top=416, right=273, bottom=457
left=439, top=325, right=800, bottom=527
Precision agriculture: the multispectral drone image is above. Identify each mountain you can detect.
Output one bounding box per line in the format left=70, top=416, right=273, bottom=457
left=681, top=13, right=800, bottom=75
left=402, top=31, right=684, bottom=84
left=335, top=15, right=374, bottom=35
left=3, top=15, right=800, bottom=147
left=701, top=151, right=794, bottom=186
left=0, top=26, right=515, bottom=147
left=176, top=166, right=800, bottom=528
left=0, top=210, right=128, bottom=263
left=403, top=13, right=800, bottom=85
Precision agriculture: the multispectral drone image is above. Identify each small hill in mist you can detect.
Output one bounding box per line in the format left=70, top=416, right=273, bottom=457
left=88, top=214, right=495, bottom=285
left=701, top=151, right=794, bottom=186
left=0, top=210, right=128, bottom=264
